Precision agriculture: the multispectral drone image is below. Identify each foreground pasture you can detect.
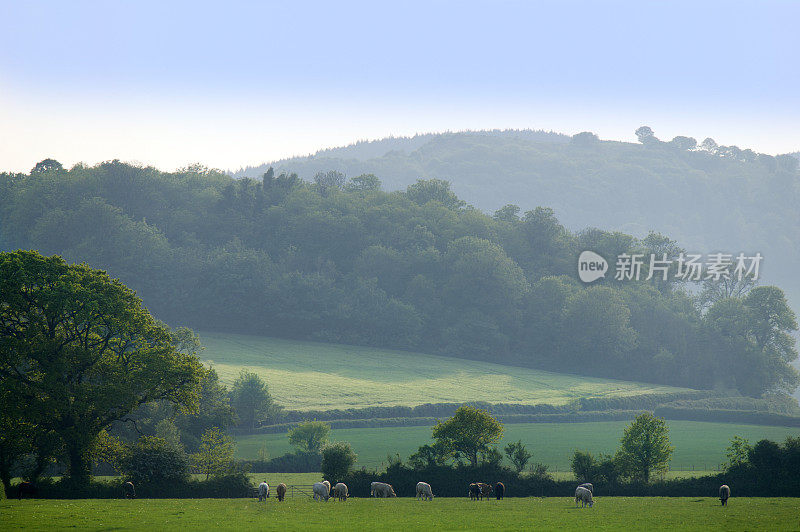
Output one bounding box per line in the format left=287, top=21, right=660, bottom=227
left=2, top=497, right=798, bottom=530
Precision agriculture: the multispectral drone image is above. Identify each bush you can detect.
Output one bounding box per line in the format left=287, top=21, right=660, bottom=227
left=240, top=451, right=321, bottom=473
left=321, top=442, right=357, bottom=481
left=120, top=436, right=189, bottom=486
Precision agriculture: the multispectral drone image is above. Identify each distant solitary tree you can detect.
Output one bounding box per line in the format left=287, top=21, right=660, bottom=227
left=321, top=441, right=357, bottom=481
left=504, top=440, right=532, bottom=472
left=725, top=435, right=752, bottom=470
left=288, top=420, right=331, bottom=454
left=192, top=427, right=235, bottom=480
left=570, top=450, right=597, bottom=482
left=617, top=412, right=673, bottom=482
left=432, top=406, right=503, bottom=467
left=229, top=371, right=281, bottom=430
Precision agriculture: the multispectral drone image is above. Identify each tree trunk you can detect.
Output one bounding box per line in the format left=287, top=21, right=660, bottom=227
left=66, top=443, right=91, bottom=487
left=0, top=448, right=12, bottom=499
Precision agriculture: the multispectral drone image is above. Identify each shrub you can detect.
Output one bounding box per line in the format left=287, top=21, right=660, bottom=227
left=321, top=442, right=357, bottom=482
left=120, top=436, right=189, bottom=486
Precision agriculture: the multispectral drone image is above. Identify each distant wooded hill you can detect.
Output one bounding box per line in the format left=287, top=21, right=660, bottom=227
left=235, top=129, right=800, bottom=314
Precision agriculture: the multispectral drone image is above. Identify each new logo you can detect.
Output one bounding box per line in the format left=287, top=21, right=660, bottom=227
left=578, top=251, right=608, bottom=283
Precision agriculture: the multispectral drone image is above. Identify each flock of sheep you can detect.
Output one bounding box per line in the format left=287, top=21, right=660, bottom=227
left=255, top=480, right=733, bottom=507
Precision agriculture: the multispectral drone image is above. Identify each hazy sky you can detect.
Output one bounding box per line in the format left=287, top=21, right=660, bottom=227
left=1, top=0, right=798, bottom=173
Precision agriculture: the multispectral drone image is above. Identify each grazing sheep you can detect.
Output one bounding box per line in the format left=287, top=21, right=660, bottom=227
left=371, top=482, right=396, bottom=498
left=313, top=481, right=330, bottom=501
left=333, top=483, right=348, bottom=501
left=258, top=482, right=270, bottom=501
left=575, top=486, right=594, bottom=508
left=122, top=481, right=136, bottom=499
left=276, top=483, right=287, bottom=502
left=495, top=482, right=505, bottom=500
left=469, top=483, right=481, bottom=500
left=719, top=484, right=730, bottom=506
left=416, top=481, right=434, bottom=501
left=477, top=482, right=493, bottom=500
left=17, top=481, right=37, bottom=500
left=578, top=483, right=593, bottom=494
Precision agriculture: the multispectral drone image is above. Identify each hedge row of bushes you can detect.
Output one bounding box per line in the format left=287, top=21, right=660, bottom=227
left=239, top=451, right=322, bottom=473
left=654, top=407, right=800, bottom=427
left=234, top=410, right=649, bottom=435
left=659, top=396, right=800, bottom=415
left=339, top=462, right=800, bottom=498
left=575, top=390, right=719, bottom=412
left=28, top=473, right=253, bottom=499
left=279, top=402, right=570, bottom=423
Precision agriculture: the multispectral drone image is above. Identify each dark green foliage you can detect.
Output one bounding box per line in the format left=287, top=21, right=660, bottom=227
left=240, top=451, right=321, bottom=473
left=504, top=440, right=532, bottom=473
left=120, top=436, right=190, bottom=486
left=288, top=421, right=330, bottom=453
left=229, top=371, right=282, bottom=430
left=1, top=158, right=797, bottom=396
left=617, top=413, right=674, bottom=483
left=432, top=406, right=504, bottom=467
left=321, top=442, right=357, bottom=481
left=0, top=251, right=205, bottom=487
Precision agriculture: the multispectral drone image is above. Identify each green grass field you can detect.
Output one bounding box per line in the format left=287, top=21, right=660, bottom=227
left=234, top=421, right=800, bottom=471
left=200, top=332, right=689, bottom=411
left=2, top=497, right=798, bottom=530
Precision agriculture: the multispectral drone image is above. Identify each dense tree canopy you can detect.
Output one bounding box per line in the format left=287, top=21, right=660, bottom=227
left=617, top=412, right=674, bottom=483
left=432, top=406, right=504, bottom=467
left=0, top=250, right=205, bottom=486
left=0, top=157, right=797, bottom=397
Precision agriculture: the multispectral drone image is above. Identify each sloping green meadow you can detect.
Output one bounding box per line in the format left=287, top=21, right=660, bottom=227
left=3, top=497, right=798, bottom=530
left=200, top=332, right=688, bottom=411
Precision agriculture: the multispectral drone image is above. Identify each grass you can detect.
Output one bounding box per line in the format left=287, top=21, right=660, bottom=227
left=200, top=332, right=690, bottom=411
left=234, top=420, right=800, bottom=471
left=2, top=497, right=799, bottom=530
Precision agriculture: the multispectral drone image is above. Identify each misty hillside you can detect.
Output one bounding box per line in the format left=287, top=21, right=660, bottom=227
left=236, top=130, right=800, bottom=310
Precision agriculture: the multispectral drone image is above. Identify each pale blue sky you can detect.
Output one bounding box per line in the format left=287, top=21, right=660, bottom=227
left=1, top=0, right=798, bottom=172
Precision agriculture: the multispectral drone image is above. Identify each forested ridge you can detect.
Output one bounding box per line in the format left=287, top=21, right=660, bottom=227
left=1, top=156, right=797, bottom=398
left=237, top=129, right=800, bottom=316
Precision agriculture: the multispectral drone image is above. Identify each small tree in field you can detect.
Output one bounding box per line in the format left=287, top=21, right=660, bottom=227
left=504, top=440, right=532, bottom=473
left=288, top=421, right=331, bottom=454
left=432, top=406, right=503, bottom=467
left=617, top=412, right=673, bottom=482
left=229, top=371, right=281, bottom=430
left=321, top=442, right=357, bottom=481
left=726, top=435, right=752, bottom=470
left=571, top=450, right=597, bottom=482
left=192, top=427, right=235, bottom=480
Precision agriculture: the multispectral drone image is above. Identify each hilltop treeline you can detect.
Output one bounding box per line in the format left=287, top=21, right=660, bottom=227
left=0, top=160, right=797, bottom=396
left=241, top=129, right=800, bottom=313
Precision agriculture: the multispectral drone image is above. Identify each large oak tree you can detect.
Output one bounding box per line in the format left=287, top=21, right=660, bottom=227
left=0, top=250, right=204, bottom=486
